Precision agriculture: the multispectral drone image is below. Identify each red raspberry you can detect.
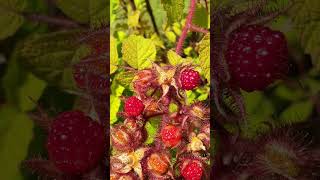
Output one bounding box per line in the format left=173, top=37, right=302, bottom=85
left=179, top=69, right=201, bottom=90
left=181, top=161, right=203, bottom=180
left=226, top=25, right=289, bottom=91
left=46, top=111, right=105, bottom=174
left=160, top=125, right=182, bottom=148
left=124, top=96, right=145, bottom=117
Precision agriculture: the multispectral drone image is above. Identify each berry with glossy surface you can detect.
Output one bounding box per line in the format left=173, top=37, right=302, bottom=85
left=160, top=125, right=182, bottom=148
left=180, top=69, right=201, bottom=90
left=46, top=111, right=105, bottom=174
left=226, top=25, right=289, bottom=91
left=181, top=161, right=203, bottom=180
left=124, top=96, right=145, bottom=117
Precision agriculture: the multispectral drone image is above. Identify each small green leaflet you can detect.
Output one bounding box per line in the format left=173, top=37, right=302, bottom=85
left=193, top=4, right=209, bottom=28
left=0, top=0, right=26, bottom=40
left=167, top=50, right=192, bottom=65
left=162, top=0, right=184, bottom=25
left=0, top=106, right=34, bottom=180
left=122, top=35, right=156, bottom=70
left=18, top=73, right=46, bottom=112
left=197, top=33, right=210, bottom=81
left=115, top=71, right=135, bottom=89
left=149, top=0, right=167, bottom=30
left=279, top=99, right=313, bottom=125
left=145, top=117, right=161, bottom=144
left=290, top=0, right=320, bottom=71
left=110, top=36, right=118, bottom=74
left=110, top=81, right=125, bottom=124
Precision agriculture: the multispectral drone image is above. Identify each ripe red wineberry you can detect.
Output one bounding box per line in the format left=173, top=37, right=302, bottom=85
left=160, top=125, right=182, bottom=148
left=180, top=69, right=201, bottom=90
left=226, top=25, right=289, bottom=91
left=46, top=111, right=105, bottom=174
left=181, top=161, right=203, bottom=180
left=124, top=96, right=145, bottom=117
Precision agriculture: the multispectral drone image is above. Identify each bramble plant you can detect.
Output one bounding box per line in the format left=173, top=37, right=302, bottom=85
left=110, top=0, right=210, bottom=179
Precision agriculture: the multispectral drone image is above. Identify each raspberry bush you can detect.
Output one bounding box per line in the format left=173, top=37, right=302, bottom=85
left=110, top=0, right=210, bottom=179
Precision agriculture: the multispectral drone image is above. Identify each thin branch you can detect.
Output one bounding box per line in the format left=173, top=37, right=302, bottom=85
left=145, top=0, right=159, bottom=35
left=190, top=24, right=209, bottom=34
left=129, top=0, right=136, bottom=11
left=23, top=13, right=83, bottom=28
left=175, top=0, right=197, bottom=55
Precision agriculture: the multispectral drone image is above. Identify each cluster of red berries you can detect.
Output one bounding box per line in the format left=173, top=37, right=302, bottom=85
left=110, top=64, right=210, bottom=179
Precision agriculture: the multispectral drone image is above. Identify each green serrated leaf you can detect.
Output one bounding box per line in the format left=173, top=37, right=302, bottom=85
left=162, top=0, right=184, bottom=25
left=122, top=35, right=156, bottom=70
left=19, top=31, right=80, bottom=86
left=279, top=99, right=313, bottom=125
left=197, top=34, right=210, bottom=81
left=114, top=71, right=135, bottom=89
left=167, top=50, right=183, bottom=65
left=110, top=36, right=118, bottom=74
left=0, top=0, right=26, bottom=40
left=55, top=0, right=89, bottom=23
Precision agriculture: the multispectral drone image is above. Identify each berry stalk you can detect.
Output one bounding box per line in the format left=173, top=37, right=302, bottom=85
left=175, top=0, right=197, bottom=55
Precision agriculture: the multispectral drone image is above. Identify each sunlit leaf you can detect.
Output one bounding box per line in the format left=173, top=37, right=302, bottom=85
left=122, top=35, right=156, bottom=70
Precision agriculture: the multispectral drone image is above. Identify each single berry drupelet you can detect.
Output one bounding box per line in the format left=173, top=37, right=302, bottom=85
left=46, top=111, right=105, bottom=174
left=226, top=25, right=289, bottom=91
left=124, top=96, right=145, bottom=117
left=180, top=69, right=201, bottom=90
left=181, top=161, right=203, bottom=180
left=160, top=125, right=182, bottom=148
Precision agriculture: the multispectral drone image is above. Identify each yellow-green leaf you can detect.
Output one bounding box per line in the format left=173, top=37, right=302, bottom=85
left=197, top=34, right=210, bottom=81
left=122, top=35, right=156, bottom=70
left=162, top=0, right=184, bottom=25
left=0, top=105, right=34, bottom=180
left=0, top=0, right=26, bottom=40
left=18, top=73, right=46, bottom=112
left=110, top=36, right=118, bottom=74
left=279, top=99, right=313, bottom=125
left=167, top=50, right=192, bottom=65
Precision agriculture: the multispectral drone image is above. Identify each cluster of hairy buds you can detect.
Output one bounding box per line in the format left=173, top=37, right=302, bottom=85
left=110, top=63, right=210, bottom=179
left=213, top=127, right=320, bottom=179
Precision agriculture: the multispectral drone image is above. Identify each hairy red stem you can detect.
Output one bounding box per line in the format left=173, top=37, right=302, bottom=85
left=190, top=24, right=209, bottom=34
left=175, top=0, right=197, bottom=55
left=24, top=13, right=83, bottom=28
